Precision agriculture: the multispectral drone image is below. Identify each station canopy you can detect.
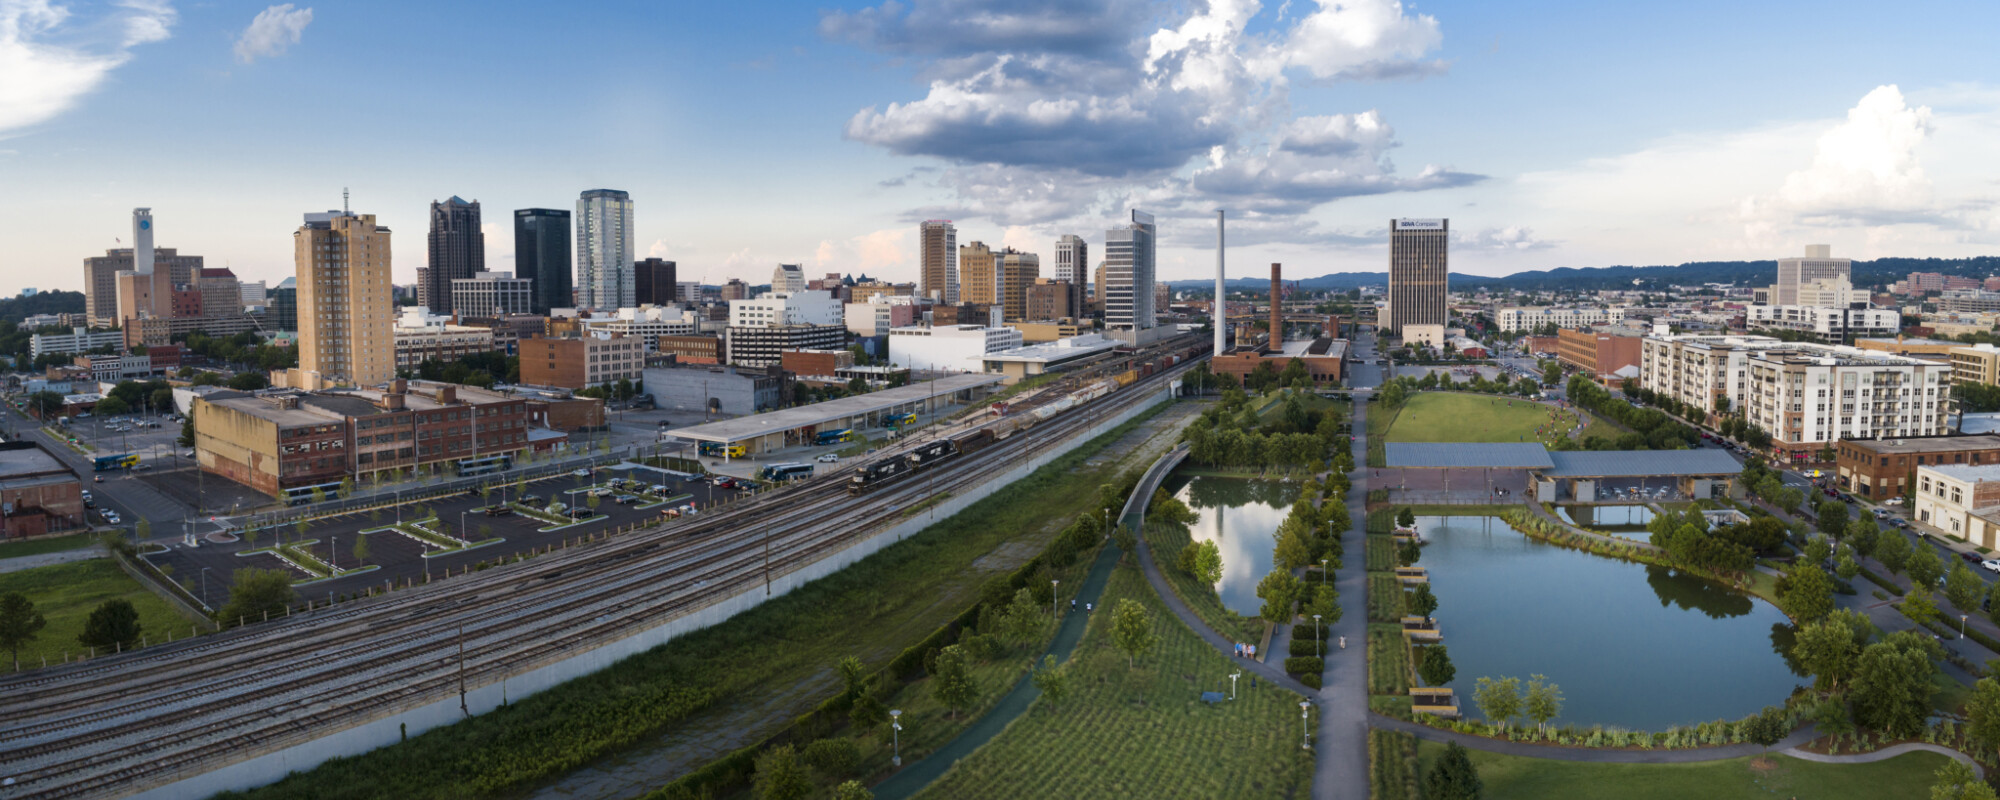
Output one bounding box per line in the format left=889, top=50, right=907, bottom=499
left=668, top=373, right=1002, bottom=444
left=1385, top=443, right=1744, bottom=478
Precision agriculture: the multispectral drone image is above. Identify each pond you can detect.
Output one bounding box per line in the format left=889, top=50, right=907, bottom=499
left=1556, top=504, right=1656, bottom=532
left=1415, top=515, right=1804, bottom=730
left=1167, top=474, right=1301, bottom=617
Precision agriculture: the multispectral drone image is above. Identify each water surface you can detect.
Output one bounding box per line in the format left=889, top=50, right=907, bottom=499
left=1167, top=474, right=1301, bottom=617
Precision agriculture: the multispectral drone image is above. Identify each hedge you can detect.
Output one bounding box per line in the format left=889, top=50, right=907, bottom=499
left=1283, top=656, right=1324, bottom=674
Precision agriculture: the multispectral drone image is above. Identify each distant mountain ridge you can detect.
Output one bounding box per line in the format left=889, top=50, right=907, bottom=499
left=1165, top=256, right=2000, bottom=294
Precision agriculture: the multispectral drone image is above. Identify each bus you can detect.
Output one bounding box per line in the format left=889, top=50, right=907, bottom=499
left=759, top=463, right=814, bottom=482
left=454, top=454, right=513, bottom=478
left=699, top=441, right=746, bottom=458
left=281, top=481, right=343, bottom=506
left=883, top=412, right=917, bottom=430
left=92, top=453, right=139, bottom=471
left=813, top=429, right=856, bottom=446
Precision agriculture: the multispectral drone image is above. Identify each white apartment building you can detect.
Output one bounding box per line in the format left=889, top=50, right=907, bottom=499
left=450, top=271, right=533, bottom=318
left=1740, top=344, right=1951, bottom=456
left=725, top=290, right=846, bottom=367
left=844, top=295, right=922, bottom=337
left=1493, top=306, right=1628, bottom=332
left=393, top=307, right=497, bottom=369
left=580, top=304, right=699, bottom=350
left=728, top=291, right=842, bottom=328
left=1639, top=333, right=1789, bottom=419
left=1745, top=304, right=1899, bottom=343
left=888, top=324, right=1024, bottom=373
left=1912, top=464, right=2000, bottom=548
left=30, top=327, right=127, bottom=359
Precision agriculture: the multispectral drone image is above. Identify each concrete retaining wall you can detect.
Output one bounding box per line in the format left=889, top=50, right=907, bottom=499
left=131, top=384, right=1175, bottom=800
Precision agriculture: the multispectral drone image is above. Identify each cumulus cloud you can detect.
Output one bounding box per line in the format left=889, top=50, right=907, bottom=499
left=1759, top=85, right=1935, bottom=224
left=234, top=4, right=311, bottom=64
left=833, top=0, right=1472, bottom=240
left=813, top=228, right=911, bottom=273
left=0, top=0, right=177, bottom=135
left=1455, top=226, right=1556, bottom=251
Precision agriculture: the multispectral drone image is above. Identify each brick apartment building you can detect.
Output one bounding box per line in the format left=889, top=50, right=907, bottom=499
left=1834, top=435, right=2000, bottom=500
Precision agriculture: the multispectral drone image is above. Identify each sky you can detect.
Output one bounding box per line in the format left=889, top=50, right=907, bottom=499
left=3, top=0, right=1999, bottom=293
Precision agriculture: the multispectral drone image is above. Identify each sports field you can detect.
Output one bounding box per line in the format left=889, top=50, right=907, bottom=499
left=1416, top=740, right=1949, bottom=800
left=1385, top=393, right=1580, bottom=445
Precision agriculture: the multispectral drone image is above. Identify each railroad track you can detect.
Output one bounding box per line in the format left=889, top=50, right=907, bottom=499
left=0, top=341, right=1204, bottom=800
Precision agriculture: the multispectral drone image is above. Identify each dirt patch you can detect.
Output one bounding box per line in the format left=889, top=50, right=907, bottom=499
left=1748, top=755, right=1781, bottom=772
left=971, top=540, right=1047, bottom=573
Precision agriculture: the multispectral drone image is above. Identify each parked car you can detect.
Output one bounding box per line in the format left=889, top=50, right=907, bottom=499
left=649, top=484, right=669, bottom=494
left=484, top=506, right=514, bottom=517
left=572, top=468, right=590, bottom=477
left=520, top=494, right=546, bottom=507
left=615, top=494, right=638, bottom=504
left=1983, top=560, right=2000, bottom=574
left=1961, top=552, right=1983, bottom=564
left=816, top=453, right=840, bottom=463
left=571, top=508, right=595, bottom=519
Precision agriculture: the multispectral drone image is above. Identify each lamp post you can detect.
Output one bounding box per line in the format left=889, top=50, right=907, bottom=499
left=1319, top=557, right=1328, bottom=589
left=1963, top=614, right=1970, bottom=640
left=1051, top=579, right=1060, bottom=625
left=1300, top=700, right=1312, bottom=749
left=1229, top=671, right=1240, bottom=700
left=330, top=535, right=337, bottom=571
left=1313, top=614, right=1322, bottom=657
left=890, top=709, right=903, bottom=767
left=200, top=567, right=212, bottom=610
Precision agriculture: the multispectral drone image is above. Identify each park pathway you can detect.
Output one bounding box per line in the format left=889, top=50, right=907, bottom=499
left=0, top=548, right=100, bottom=574
left=1315, top=399, right=1370, bottom=800
left=1782, top=742, right=1985, bottom=778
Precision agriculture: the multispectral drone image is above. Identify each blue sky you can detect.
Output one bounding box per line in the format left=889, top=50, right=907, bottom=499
left=4, top=0, right=1998, bottom=293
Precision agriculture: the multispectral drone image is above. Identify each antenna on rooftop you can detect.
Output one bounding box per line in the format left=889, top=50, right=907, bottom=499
left=343, top=187, right=350, bottom=214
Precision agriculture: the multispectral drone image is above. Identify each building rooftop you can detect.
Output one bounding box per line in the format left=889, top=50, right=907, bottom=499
left=0, top=443, right=73, bottom=479
left=1384, top=443, right=1556, bottom=469
left=1542, top=449, right=1743, bottom=478
left=669, top=373, right=1003, bottom=443
left=1841, top=435, right=2000, bottom=455
left=1928, top=464, right=2000, bottom=483
left=979, top=334, right=1120, bottom=365
left=1857, top=337, right=1960, bottom=348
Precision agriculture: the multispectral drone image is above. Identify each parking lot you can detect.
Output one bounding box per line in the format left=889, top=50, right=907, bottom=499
left=143, top=463, right=753, bottom=611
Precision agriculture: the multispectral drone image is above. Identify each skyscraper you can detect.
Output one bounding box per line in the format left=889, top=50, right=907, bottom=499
left=293, top=209, right=394, bottom=389
left=514, top=208, right=572, bottom=315
left=959, top=241, right=998, bottom=306
left=111, top=208, right=196, bottom=327
left=420, top=196, right=484, bottom=313
left=1386, top=218, right=1448, bottom=337
left=920, top=220, right=959, bottom=305
left=635, top=258, right=679, bottom=306
left=1103, top=210, right=1156, bottom=331
left=1000, top=248, right=1039, bottom=322
left=576, top=189, right=635, bottom=310
left=772, top=263, right=806, bottom=294
left=85, top=211, right=201, bottom=326
left=1774, top=244, right=1852, bottom=306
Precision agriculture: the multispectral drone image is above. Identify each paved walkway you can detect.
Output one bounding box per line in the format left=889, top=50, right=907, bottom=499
left=1373, top=713, right=1823, bottom=763
left=1132, top=500, right=1313, bottom=698
left=1783, top=742, right=1985, bottom=777
left=1316, top=400, right=1370, bottom=800
left=0, top=548, right=101, bottom=574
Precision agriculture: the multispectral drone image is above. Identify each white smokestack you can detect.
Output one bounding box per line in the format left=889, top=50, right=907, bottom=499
left=133, top=208, right=155, bottom=275
left=1214, top=209, right=1225, bottom=355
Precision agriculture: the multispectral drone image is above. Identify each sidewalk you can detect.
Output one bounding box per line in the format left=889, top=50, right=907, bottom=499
left=0, top=548, right=102, bottom=575
left=1316, top=400, right=1371, bottom=800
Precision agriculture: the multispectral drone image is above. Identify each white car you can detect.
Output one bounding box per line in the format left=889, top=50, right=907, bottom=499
left=816, top=453, right=841, bottom=463
left=572, top=468, right=590, bottom=477
left=1984, top=560, right=2000, bottom=574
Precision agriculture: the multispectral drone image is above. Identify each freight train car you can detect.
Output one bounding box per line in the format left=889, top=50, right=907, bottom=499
left=847, top=456, right=914, bottom=495
left=951, top=429, right=996, bottom=456
left=906, top=439, right=958, bottom=469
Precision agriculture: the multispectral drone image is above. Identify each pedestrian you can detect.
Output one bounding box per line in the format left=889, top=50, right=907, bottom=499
left=1070, top=599, right=1076, bottom=611
left=1086, top=602, right=1093, bottom=614
left=1249, top=643, right=1257, bottom=659
left=1339, top=636, right=1347, bottom=650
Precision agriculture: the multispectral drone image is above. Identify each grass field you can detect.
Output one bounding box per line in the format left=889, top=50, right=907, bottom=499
left=224, top=404, right=1181, bottom=800
left=1367, top=573, right=1405, bottom=622
left=1367, top=623, right=1411, bottom=695
left=0, top=533, right=98, bottom=561
left=912, top=565, right=1316, bottom=799
left=0, top=559, right=200, bottom=668
left=1386, top=393, right=1580, bottom=445
left=1416, top=740, right=1949, bottom=800
left=1141, top=519, right=1265, bottom=644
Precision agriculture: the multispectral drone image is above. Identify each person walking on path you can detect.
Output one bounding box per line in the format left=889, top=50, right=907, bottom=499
left=1339, top=636, right=1346, bottom=650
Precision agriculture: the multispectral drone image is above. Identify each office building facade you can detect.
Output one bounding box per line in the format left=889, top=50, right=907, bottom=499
left=420, top=196, right=484, bottom=313
left=634, top=258, right=678, bottom=306
left=514, top=208, right=572, bottom=314
left=576, top=189, right=634, bottom=310
left=920, top=220, right=959, bottom=305
left=291, top=210, right=395, bottom=389
left=1000, top=249, right=1039, bottom=322
left=451, top=271, right=534, bottom=318
left=1103, top=210, right=1156, bottom=330
left=1386, top=218, right=1447, bottom=337
left=959, top=241, right=998, bottom=306
left=1774, top=244, right=1850, bottom=306
left=1054, top=234, right=1087, bottom=285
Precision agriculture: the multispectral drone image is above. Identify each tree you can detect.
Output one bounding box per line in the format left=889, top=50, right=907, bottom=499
left=1947, top=561, right=1985, bottom=613
left=1111, top=523, right=1136, bottom=559
left=1524, top=674, right=1564, bottom=730
left=1903, top=590, right=1940, bottom=626
left=930, top=644, right=977, bottom=718
left=77, top=598, right=142, bottom=651
left=1407, top=584, right=1439, bottom=619
left=227, top=371, right=270, bottom=391
left=351, top=535, right=370, bottom=568
left=1877, top=530, right=1912, bottom=575
left=1421, top=742, right=1483, bottom=800
left=1742, top=705, right=1790, bottom=752
left=1031, top=654, right=1070, bottom=709
left=1816, top=500, right=1848, bottom=539
left=1256, top=569, right=1301, bottom=627
left=1908, top=546, right=1945, bottom=593
left=1852, top=633, right=1939, bottom=738
left=1273, top=522, right=1315, bottom=571
left=1792, top=615, right=1860, bottom=691
left=1966, top=677, right=2000, bottom=755
left=1781, top=563, right=1835, bottom=623
left=1396, top=507, right=1417, bottom=528
left=1002, top=587, right=1042, bottom=643
left=216, top=568, right=296, bottom=626
left=1111, top=598, right=1159, bottom=668
left=1848, top=515, right=1881, bottom=558
left=832, top=781, right=874, bottom=800
left=1931, top=758, right=1999, bottom=800
left=1189, top=540, right=1223, bottom=584
left=1417, top=645, right=1456, bottom=687
left=1472, top=676, right=1522, bottom=730
left=0, top=592, right=47, bottom=669
left=1804, top=534, right=1832, bottom=566
left=752, top=744, right=812, bottom=800
left=94, top=396, right=129, bottom=416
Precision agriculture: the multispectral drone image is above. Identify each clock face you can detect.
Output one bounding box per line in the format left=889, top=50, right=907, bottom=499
left=139, top=220, right=150, bottom=231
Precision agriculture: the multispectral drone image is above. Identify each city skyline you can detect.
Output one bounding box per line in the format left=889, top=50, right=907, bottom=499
left=4, top=1, right=1999, bottom=293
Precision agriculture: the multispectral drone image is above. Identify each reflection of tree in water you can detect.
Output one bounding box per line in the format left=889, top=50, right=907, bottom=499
left=1179, top=475, right=1300, bottom=511
left=1644, top=565, right=1753, bottom=619
left=1768, top=622, right=1809, bottom=677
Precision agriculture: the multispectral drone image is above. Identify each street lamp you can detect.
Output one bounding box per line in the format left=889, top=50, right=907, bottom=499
left=1229, top=671, right=1241, bottom=700
left=1300, top=700, right=1312, bottom=749
left=200, top=566, right=212, bottom=610
left=1319, top=557, right=1328, bottom=589
left=1313, top=614, right=1322, bottom=657
left=1963, top=614, right=1970, bottom=640
left=1051, top=579, right=1060, bottom=624
left=890, top=709, right=903, bottom=767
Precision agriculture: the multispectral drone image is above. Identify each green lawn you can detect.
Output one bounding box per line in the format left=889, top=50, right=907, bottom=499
left=0, top=559, right=200, bottom=669
left=0, top=533, right=98, bottom=560
left=912, top=565, right=1316, bottom=799
left=1416, top=740, right=1949, bottom=800
left=1386, top=393, right=1580, bottom=445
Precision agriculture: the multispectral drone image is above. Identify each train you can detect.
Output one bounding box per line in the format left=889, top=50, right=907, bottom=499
left=847, top=429, right=995, bottom=495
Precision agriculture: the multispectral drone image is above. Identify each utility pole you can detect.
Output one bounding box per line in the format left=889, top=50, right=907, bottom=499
left=457, top=624, right=468, bottom=717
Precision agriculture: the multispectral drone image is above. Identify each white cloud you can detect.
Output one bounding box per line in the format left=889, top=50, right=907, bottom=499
left=0, top=0, right=177, bottom=135
left=482, top=222, right=512, bottom=268
left=811, top=228, right=910, bottom=274
left=1277, top=0, right=1445, bottom=82
left=1455, top=226, right=1555, bottom=251
left=647, top=238, right=672, bottom=258
left=1746, top=85, right=1935, bottom=226
left=234, top=4, right=311, bottom=64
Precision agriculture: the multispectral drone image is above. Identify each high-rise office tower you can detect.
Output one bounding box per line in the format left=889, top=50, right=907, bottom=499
left=420, top=196, right=483, bottom=313
left=293, top=209, right=394, bottom=388
left=635, top=258, right=678, bottom=305
left=576, top=189, right=635, bottom=309
left=1055, top=234, right=1087, bottom=321
left=1103, top=210, right=1156, bottom=330
left=514, top=208, right=572, bottom=315
left=1000, top=248, right=1039, bottom=322
left=1386, top=218, right=1448, bottom=337
left=772, top=263, right=806, bottom=294
left=86, top=210, right=202, bottom=326
left=1774, top=244, right=1851, bottom=306
left=920, top=220, right=959, bottom=305
left=959, top=241, right=998, bottom=306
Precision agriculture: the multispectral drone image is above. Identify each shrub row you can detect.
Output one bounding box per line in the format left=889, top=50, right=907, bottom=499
left=1283, top=656, right=1324, bottom=674
left=1368, top=729, right=1419, bottom=800
left=1291, top=623, right=1328, bottom=641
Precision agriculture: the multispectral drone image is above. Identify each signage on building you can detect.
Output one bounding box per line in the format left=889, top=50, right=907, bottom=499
left=1393, top=218, right=1445, bottom=231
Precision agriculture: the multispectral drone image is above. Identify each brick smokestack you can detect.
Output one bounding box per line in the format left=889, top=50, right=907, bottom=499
left=1269, top=263, right=1283, bottom=351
